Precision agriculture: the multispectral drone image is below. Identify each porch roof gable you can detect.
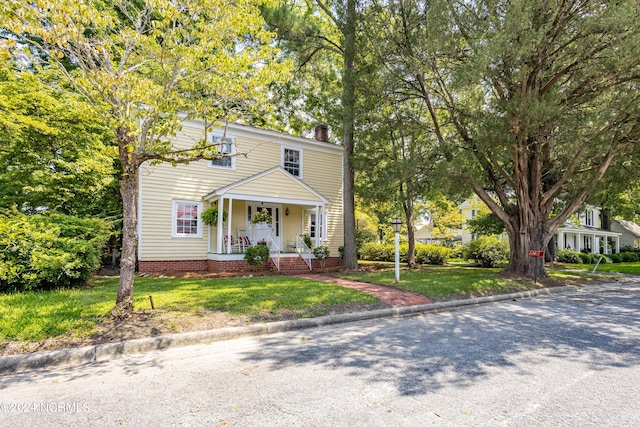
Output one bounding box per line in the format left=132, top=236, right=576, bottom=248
left=203, top=166, right=330, bottom=205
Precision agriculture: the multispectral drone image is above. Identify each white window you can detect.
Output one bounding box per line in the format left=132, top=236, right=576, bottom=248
left=586, top=210, right=594, bottom=226
left=172, top=200, right=203, bottom=238
left=309, top=210, right=326, bottom=239
left=208, top=135, right=235, bottom=169
left=282, top=147, right=302, bottom=177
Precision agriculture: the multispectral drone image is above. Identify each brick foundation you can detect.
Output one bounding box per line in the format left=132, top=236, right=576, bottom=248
left=207, top=259, right=276, bottom=273
left=138, top=260, right=208, bottom=273
left=138, top=257, right=343, bottom=274
left=311, top=257, right=343, bottom=270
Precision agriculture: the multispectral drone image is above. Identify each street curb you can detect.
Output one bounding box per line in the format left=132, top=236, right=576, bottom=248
left=0, top=284, right=580, bottom=374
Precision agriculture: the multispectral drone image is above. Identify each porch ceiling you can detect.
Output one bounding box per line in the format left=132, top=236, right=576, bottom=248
left=203, top=166, right=329, bottom=205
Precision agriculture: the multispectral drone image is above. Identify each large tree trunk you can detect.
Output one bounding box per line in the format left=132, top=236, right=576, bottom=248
left=111, top=127, right=139, bottom=319
left=503, top=215, right=550, bottom=279
left=340, top=0, right=358, bottom=270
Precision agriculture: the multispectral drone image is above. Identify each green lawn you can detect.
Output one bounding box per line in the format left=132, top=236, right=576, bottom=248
left=0, top=264, right=618, bottom=350
left=340, top=264, right=605, bottom=301
left=549, top=261, right=640, bottom=275
left=0, top=276, right=377, bottom=344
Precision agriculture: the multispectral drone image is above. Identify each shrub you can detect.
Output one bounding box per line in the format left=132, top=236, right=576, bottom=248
left=302, top=234, right=313, bottom=249
left=449, top=243, right=465, bottom=259
left=244, top=244, right=270, bottom=267
left=556, top=249, right=582, bottom=264
left=338, top=246, right=344, bottom=259
left=620, top=245, right=640, bottom=257
left=359, top=242, right=394, bottom=262
left=0, top=213, right=110, bottom=292
left=313, top=246, right=330, bottom=268
left=620, top=252, right=639, bottom=262
left=463, top=236, right=509, bottom=268
left=578, top=252, right=594, bottom=264
left=415, top=244, right=451, bottom=265
left=608, top=253, right=622, bottom=263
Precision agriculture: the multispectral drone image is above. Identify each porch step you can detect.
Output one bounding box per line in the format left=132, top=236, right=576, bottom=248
left=274, top=256, right=312, bottom=274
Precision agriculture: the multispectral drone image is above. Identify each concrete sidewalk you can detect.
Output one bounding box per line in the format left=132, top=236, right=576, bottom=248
left=1, top=281, right=610, bottom=375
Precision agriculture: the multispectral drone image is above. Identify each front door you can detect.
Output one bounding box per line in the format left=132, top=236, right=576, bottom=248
left=247, top=203, right=282, bottom=249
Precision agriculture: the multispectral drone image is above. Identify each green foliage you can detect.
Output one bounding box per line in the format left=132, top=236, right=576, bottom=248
left=620, top=245, right=640, bottom=257
left=608, top=253, right=622, bottom=263
left=313, top=246, right=330, bottom=260
left=359, top=242, right=451, bottom=265
left=449, top=243, right=465, bottom=259
left=338, top=246, right=344, bottom=259
left=621, top=252, right=639, bottom=263
left=244, top=244, right=270, bottom=267
left=463, top=237, right=510, bottom=268
left=359, top=242, right=396, bottom=262
left=251, top=209, right=272, bottom=224
left=556, top=249, right=582, bottom=264
left=201, top=208, right=227, bottom=226
left=578, top=252, right=595, bottom=264
left=0, top=213, right=110, bottom=292
left=0, top=62, right=117, bottom=216
left=415, top=244, right=451, bottom=265
left=302, top=234, right=313, bottom=249
left=466, top=212, right=506, bottom=236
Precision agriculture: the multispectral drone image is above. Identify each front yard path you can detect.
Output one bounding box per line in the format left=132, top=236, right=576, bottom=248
left=293, top=274, right=434, bottom=307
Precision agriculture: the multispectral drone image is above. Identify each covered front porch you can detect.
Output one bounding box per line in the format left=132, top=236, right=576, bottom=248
left=203, top=167, right=330, bottom=259
left=556, top=224, right=621, bottom=254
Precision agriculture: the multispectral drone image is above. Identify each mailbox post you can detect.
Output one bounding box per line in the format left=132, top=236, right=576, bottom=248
left=527, top=250, right=545, bottom=283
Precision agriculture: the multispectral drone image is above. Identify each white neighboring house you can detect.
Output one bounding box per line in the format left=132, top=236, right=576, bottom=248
left=556, top=207, right=621, bottom=254
left=415, top=196, right=622, bottom=255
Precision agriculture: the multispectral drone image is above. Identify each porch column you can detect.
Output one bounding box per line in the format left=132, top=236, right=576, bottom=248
left=216, top=196, right=224, bottom=254
left=314, top=204, right=320, bottom=248
left=226, top=197, right=233, bottom=254
left=577, top=232, right=582, bottom=251
left=616, top=236, right=620, bottom=253
left=321, top=204, right=327, bottom=245
left=594, top=236, right=599, bottom=254
left=591, top=234, right=596, bottom=254
left=557, top=232, right=564, bottom=250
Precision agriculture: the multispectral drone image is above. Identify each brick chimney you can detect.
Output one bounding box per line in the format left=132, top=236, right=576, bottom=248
left=314, top=124, right=329, bottom=142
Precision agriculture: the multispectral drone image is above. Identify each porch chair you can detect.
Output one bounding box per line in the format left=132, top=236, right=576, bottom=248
left=224, top=235, right=243, bottom=253
left=240, top=236, right=252, bottom=250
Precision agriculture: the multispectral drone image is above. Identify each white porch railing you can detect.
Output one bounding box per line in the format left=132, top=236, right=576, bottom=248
left=296, top=234, right=313, bottom=270
left=266, top=234, right=280, bottom=272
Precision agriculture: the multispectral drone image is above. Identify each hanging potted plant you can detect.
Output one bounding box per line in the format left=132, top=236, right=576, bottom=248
left=201, top=207, right=227, bottom=226
left=252, top=209, right=272, bottom=224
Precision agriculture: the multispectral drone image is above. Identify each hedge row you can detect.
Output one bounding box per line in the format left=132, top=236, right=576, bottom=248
left=359, top=242, right=451, bottom=265
left=556, top=248, right=639, bottom=264
left=0, top=213, right=110, bottom=292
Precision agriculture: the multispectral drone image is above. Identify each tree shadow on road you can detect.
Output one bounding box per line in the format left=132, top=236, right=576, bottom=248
left=241, top=285, right=640, bottom=396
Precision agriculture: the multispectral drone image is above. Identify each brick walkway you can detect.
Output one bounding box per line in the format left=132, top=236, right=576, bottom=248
left=294, top=274, right=434, bottom=307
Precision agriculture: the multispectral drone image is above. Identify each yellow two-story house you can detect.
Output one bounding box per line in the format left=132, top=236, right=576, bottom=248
left=137, top=121, right=343, bottom=274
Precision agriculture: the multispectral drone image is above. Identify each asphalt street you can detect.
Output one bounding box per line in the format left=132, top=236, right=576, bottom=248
left=1, top=281, right=639, bottom=426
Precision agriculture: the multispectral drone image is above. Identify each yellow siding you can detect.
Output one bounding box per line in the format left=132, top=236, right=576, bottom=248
left=140, top=121, right=343, bottom=260
left=230, top=171, right=322, bottom=201
left=302, top=151, right=344, bottom=255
